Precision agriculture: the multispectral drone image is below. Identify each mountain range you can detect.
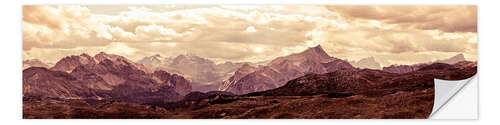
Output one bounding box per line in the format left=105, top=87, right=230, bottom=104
left=22, top=45, right=477, bottom=119
left=137, top=54, right=247, bottom=92
left=219, top=45, right=354, bottom=95
left=250, top=61, right=477, bottom=97
left=23, top=52, right=191, bottom=104
left=382, top=54, right=466, bottom=74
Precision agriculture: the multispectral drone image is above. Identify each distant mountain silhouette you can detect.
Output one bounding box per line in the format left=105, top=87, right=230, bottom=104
left=383, top=54, right=467, bottom=74
left=350, top=57, right=382, bottom=69
left=435, top=53, right=466, bottom=64
left=137, top=54, right=246, bottom=92
left=23, top=59, right=51, bottom=69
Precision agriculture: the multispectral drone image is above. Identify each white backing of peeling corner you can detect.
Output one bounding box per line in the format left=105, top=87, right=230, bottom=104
left=430, top=75, right=478, bottom=119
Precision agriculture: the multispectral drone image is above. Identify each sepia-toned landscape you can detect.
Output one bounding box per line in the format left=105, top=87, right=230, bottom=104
left=22, top=5, right=477, bottom=119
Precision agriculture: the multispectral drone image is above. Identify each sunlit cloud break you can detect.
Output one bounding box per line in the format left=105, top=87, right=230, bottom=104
left=22, top=5, right=477, bottom=66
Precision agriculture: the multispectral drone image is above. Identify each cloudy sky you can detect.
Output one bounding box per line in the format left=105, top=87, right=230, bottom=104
left=22, top=5, right=477, bottom=66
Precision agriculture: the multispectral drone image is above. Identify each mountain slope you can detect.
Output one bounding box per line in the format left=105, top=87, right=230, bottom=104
left=219, top=63, right=257, bottom=91
left=249, top=61, right=477, bottom=97
left=137, top=54, right=245, bottom=92
left=50, top=53, right=97, bottom=72
left=221, top=45, right=354, bottom=95
left=23, top=67, right=99, bottom=99
left=23, top=52, right=192, bottom=104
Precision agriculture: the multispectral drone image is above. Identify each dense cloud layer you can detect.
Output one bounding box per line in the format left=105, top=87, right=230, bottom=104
left=326, top=6, right=477, bottom=33
left=22, top=5, right=477, bottom=66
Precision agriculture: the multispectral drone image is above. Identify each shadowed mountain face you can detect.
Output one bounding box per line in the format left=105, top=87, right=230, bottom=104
left=138, top=54, right=245, bottom=92
left=220, top=45, right=354, bottom=95
left=23, top=52, right=192, bottom=104
left=23, top=67, right=100, bottom=99
left=218, top=64, right=258, bottom=91
left=50, top=53, right=97, bottom=73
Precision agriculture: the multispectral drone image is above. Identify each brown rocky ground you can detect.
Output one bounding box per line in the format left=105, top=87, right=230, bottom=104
left=165, top=89, right=433, bottom=119
left=23, top=99, right=171, bottom=119
left=24, top=88, right=433, bottom=119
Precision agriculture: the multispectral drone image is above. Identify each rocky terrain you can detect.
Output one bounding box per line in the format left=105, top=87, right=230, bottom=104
left=23, top=61, right=476, bottom=119
left=220, top=45, right=354, bottom=95
left=138, top=54, right=245, bottom=92
left=23, top=52, right=192, bottom=104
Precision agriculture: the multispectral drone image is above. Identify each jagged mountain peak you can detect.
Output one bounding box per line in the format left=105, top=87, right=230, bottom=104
left=94, top=52, right=117, bottom=62
left=95, top=52, right=108, bottom=57
left=300, top=45, right=330, bottom=58
left=269, top=45, right=334, bottom=66
left=50, top=53, right=97, bottom=72
left=93, top=52, right=142, bottom=67
left=311, top=44, right=324, bottom=51
left=80, top=53, right=91, bottom=57
left=171, top=54, right=216, bottom=66
left=236, top=63, right=257, bottom=73
left=448, top=53, right=465, bottom=60
left=51, top=52, right=151, bottom=73
left=137, top=54, right=166, bottom=71
left=454, top=53, right=464, bottom=57
left=241, top=63, right=252, bottom=68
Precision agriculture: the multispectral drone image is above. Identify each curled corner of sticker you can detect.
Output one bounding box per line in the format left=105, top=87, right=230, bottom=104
left=429, top=75, right=477, bottom=118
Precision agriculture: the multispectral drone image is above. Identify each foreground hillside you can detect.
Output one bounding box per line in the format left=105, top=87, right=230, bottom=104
left=24, top=91, right=432, bottom=119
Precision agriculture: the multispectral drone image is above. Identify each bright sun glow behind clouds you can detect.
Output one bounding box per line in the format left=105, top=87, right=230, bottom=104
left=151, top=42, right=177, bottom=47
left=22, top=5, right=477, bottom=65
left=246, top=26, right=257, bottom=33
left=253, top=46, right=264, bottom=53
